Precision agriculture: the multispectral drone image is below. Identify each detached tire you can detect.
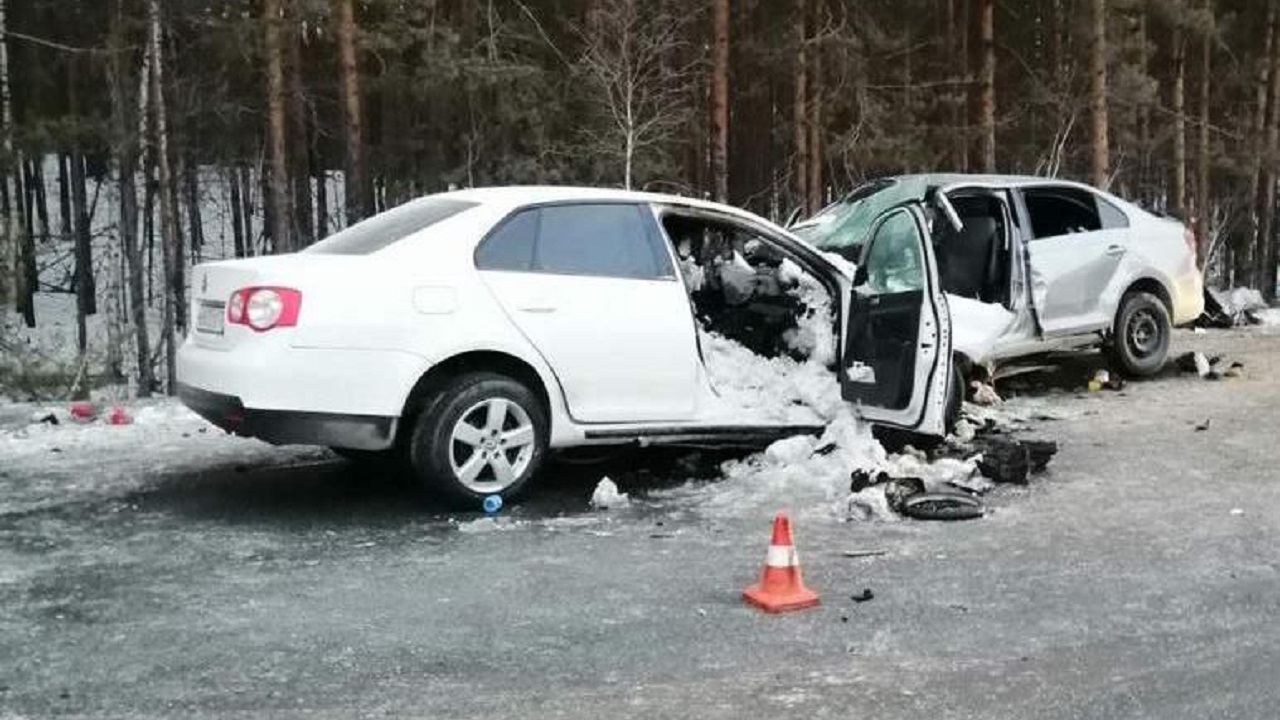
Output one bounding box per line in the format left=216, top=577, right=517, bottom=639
left=1109, top=291, right=1171, bottom=377
left=408, top=372, right=548, bottom=507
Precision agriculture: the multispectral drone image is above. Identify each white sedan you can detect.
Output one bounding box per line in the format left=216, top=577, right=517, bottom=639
left=178, top=187, right=956, bottom=504
left=793, top=174, right=1204, bottom=378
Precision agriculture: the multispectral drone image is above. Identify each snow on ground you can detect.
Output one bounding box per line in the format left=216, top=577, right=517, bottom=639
left=0, top=398, right=323, bottom=516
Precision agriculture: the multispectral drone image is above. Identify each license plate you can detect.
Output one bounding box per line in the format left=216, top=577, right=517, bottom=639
left=196, top=301, right=225, bottom=335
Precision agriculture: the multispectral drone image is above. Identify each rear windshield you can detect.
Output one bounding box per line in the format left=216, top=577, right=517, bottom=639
left=306, top=197, right=478, bottom=255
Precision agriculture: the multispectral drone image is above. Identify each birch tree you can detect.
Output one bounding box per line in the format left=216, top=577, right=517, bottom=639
left=576, top=0, right=695, bottom=190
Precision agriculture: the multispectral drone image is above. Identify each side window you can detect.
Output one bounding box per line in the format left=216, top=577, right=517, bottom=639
left=534, top=204, right=672, bottom=279
left=861, top=210, right=925, bottom=293
left=1096, top=195, right=1130, bottom=229
left=475, top=209, right=538, bottom=271
left=1022, top=188, right=1103, bottom=239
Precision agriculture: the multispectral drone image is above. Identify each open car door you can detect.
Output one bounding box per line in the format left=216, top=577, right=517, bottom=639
left=840, top=203, right=953, bottom=436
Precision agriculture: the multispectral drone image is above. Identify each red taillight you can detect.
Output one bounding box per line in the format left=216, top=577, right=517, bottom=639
left=226, top=287, right=302, bottom=332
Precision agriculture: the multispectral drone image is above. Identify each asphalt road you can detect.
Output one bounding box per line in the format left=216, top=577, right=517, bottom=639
left=2, top=328, right=1279, bottom=719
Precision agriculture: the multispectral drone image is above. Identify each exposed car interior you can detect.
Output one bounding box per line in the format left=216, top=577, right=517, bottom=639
left=660, top=212, right=832, bottom=364
left=933, top=192, right=1013, bottom=309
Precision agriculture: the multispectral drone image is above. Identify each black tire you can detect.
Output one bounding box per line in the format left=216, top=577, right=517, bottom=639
left=408, top=372, right=548, bottom=507
left=1109, top=291, right=1172, bottom=377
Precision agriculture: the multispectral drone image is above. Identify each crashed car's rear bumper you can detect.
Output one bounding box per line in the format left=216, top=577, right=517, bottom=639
left=177, top=383, right=397, bottom=451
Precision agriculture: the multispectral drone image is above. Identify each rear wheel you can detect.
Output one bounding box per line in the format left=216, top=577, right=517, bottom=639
left=1109, top=291, right=1171, bottom=377
left=408, top=372, right=548, bottom=507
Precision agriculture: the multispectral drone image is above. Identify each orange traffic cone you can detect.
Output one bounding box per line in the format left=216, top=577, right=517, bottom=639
left=743, top=512, right=820, bottom=613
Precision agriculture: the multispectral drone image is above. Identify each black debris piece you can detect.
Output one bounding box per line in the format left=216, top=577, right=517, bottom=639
left=884, top=476, right=926, bottom=514
left=1196, top=289, right=1235, bottom=328
left=850, top=469, right=889, bottom=494
left=1195, top=418, right=1212, bottom=432
left=851, top=589, right=875, bottom=603
left=37, top=413, right=59, bottom=425
left=901, top=492, right=986, bottom=521
left=1022, top=440, right=1059, bottom=472
left=972, top=437, right=1031, bottom=484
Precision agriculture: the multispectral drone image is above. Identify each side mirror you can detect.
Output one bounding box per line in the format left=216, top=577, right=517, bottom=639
left=852, top=264, right=868, bottom=288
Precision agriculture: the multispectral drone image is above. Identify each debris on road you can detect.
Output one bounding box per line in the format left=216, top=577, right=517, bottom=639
left=1199, top=287, right=1280, bottom=327
left=901, top=492, right=985, bottom=521
left=970, top=381, right=1003, bottom=405
left=1175, top=352, right=1244, bottom=381
left=1194, top=418, right=1212, bottom=432
left=590, top=477, right=630, bottom=509
left=840, top=549, right=887, bottom=559
left=850, top=589, right=875, bottom=603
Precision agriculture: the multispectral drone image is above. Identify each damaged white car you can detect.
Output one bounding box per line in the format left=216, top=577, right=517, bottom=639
left=793, top=174, right=1205, bottom=379
left=178, top=187, right=956, bottom=504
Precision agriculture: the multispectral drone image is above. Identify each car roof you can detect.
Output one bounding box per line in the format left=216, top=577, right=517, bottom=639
left=441, top=185, right=743, bottom=215
left=877, top=173, right=1105, bottom=192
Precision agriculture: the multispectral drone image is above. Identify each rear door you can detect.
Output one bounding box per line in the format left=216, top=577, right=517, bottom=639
left=1019, top=185, right=1130, bottom=334
left=477, top=202, right=701, bottom=423
left=840, top=203, right=953, bottom=435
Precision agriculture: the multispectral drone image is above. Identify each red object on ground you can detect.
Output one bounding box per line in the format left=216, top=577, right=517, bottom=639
left=743, top=512, right=821, bottom=613
left=69, top=401, right=96, bottom=421
left=106, top=406, right=133, bottom=426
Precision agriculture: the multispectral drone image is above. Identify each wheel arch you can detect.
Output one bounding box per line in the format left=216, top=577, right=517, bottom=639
left=397, top=350, right=556, bottom=443
left=1121, top=277, right=1174, bottom=317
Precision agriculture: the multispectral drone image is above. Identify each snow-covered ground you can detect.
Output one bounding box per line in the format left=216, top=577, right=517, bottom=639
left=0, top=399, right=324, bottom=516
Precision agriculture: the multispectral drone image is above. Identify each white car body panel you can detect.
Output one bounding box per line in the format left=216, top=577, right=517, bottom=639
left=480, top=270, right=701, bottom=423
left=178, top=186, right=949, bottom=458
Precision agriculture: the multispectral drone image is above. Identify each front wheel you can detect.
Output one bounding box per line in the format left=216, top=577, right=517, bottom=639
left=1109, top=291, right=1171, bottom=377
left=408, top=372, right=548, bottom=507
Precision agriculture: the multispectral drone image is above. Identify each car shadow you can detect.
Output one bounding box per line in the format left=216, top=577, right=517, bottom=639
left=995, top=351, right=1183, bottom=398
left=123, top=446, right=745, bottom=528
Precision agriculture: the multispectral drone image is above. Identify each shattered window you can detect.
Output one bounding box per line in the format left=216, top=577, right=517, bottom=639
left=1023, top=187, right=1103, bottom=239
left=863, top=211, right=925, bottom=294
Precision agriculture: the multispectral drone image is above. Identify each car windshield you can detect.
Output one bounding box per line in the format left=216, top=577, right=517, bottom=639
left=306, top=197, right=478, bottom=255
left=791, top=177, right=928, bottom=256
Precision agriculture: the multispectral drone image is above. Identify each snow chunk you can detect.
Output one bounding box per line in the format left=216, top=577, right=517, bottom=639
left=590, top=477, right=630, bottom=509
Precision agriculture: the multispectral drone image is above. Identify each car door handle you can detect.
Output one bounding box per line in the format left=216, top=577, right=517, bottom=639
left=1105, top=245, right=1126, bottom=257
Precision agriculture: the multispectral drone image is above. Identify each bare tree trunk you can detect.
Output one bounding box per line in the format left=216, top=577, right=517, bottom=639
left=240, top=165, right=255, bottom=255
left=333, top=0, right=372, bottom=223
left=14, top=162, right=33, bottom=326
left=264, top=0, right=293, bottom=252
left=31, top=158, right=49, bottom=243
left=1172, top=25, right=1187, bottom=215
left=792, top=0, right=808, bottom=211
left=185, top=157, right=203, bottom=262
left=287, top=2, right=313, bottom=246
left=1195, top=1, right=1211, bottom=267
left=57, top=152, right=72, bottom=238
left=229, top=166, right=246, bottom=258
left=0, top=0, right=13, bottom=310
left=1242, top=4, right=1273, bottom=287
left=949, top=0, right=968, bottom=171
left=149, top=0, right=180, bottom=392
left=1089, top=0, right=1110, bottom=188
left=1264, top=0, right=1280, bottom=299
left=807, top=4, right=822, bottom=215
left=978, top=0, right=996, bottom=172
left=711, top=0, right=732, bottom=202
left=314, top=155, right=328, bottom=237
left=109, top=0, right=154, bottom=398
left=70, top=152, right=96, bottom=372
